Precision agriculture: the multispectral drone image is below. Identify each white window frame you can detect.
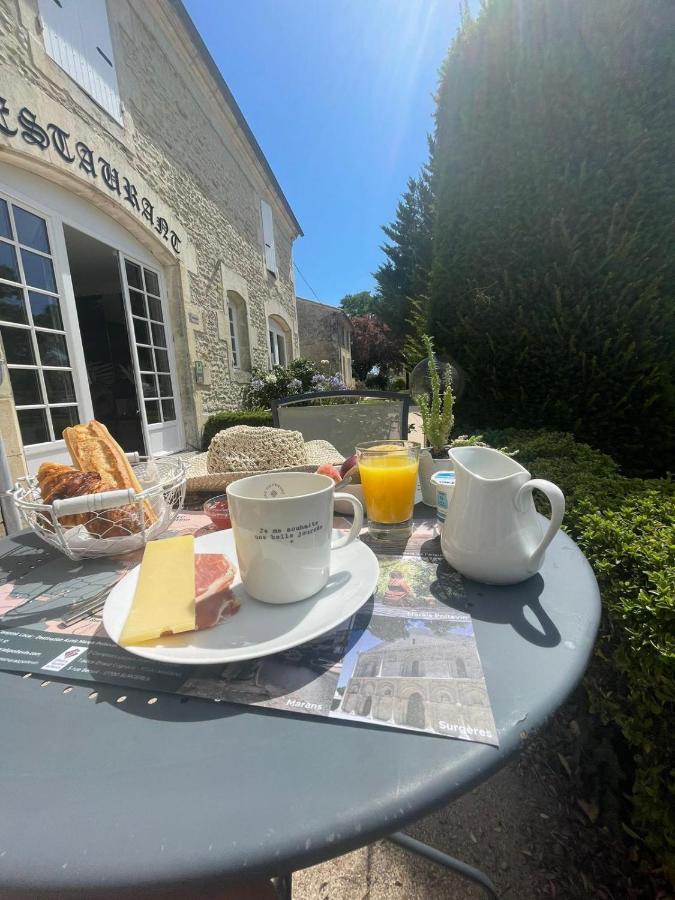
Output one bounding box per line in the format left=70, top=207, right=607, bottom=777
left=228, top=303, right=240, bottom=369
left=268, top=319, right=287, bottom=368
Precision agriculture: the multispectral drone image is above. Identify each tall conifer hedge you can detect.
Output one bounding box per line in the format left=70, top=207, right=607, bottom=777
left=429, top=0, right=674, bottom=475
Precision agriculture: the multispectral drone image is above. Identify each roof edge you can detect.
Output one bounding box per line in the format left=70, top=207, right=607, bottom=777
left=168, top=0, right=303, bottom=236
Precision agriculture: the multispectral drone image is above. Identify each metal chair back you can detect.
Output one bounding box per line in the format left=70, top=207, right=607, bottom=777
left=271, top=390, right=410, bottom=458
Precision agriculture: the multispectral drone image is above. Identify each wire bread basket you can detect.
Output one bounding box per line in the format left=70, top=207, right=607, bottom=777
left=11, top=454, right=186, bottom=560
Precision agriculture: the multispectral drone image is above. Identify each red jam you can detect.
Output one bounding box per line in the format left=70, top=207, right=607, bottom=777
left=204, top=497, right=232, bottom=530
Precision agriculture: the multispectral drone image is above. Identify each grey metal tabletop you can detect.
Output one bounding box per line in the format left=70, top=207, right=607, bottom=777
left=0, top=512, right=601, bottom=898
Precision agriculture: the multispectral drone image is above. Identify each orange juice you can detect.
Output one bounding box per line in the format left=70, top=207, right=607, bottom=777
left=359, top=454, right=419, bottom=524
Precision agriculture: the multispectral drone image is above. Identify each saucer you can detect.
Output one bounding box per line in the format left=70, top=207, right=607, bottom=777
left=102, top=529, right=379, bottom=665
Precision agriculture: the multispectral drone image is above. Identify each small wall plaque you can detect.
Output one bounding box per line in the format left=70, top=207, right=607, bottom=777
left=194, top=360, right=205, bottom=384
left=188, top=312, right=200, bottom=325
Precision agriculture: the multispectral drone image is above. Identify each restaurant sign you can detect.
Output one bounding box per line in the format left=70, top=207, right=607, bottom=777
left=0, top=96, right=181, bottom=254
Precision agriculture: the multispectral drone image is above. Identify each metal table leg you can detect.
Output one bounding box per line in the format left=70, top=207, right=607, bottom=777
left=387, top=831, right=499, bottom=899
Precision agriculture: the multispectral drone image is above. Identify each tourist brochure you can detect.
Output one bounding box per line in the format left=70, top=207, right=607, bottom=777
left=0, top=514, right=498, bottom=746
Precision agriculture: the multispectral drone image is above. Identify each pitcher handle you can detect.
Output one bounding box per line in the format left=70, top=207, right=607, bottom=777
left=515, top=479, right=565, bottom=567
left=331, top=494, right=364, bottom=550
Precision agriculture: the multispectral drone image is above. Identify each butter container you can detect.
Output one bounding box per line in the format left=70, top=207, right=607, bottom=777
left=430, top=470, right=455, bottom=524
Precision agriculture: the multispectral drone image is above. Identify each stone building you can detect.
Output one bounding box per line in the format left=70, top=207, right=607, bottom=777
left=296, top=297, right=353, bottom=386
left=340, top=633, right=494, bottom=735
left=0, top=0, right=302, bottom=476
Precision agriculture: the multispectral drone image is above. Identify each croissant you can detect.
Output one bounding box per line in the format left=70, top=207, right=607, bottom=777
left=36, top=462, right=142, bottom=538
left=37, top=463, right=104, bottom=527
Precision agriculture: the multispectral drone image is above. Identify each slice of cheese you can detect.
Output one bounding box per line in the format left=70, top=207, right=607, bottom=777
left=120, top=536, right=195, bottom=645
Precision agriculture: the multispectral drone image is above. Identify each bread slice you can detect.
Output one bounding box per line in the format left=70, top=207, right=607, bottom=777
left=63, top=421, right=156, bottom=525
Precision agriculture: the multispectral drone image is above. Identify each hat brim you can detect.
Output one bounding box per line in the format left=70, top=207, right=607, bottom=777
left=186, top=439, right=345, bottom=492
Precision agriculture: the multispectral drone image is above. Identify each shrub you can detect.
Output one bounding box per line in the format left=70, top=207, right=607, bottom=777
left=484, top=428, right=675, bottom=877
left=389, top=376, right=408, bottom=392
left=365, top=370, right=388, bottom=390
left=430, top=0, right=675, bottom=475
left=202, top=408, right=272, bottom=450
left=243, top=358, right=346, bottom=410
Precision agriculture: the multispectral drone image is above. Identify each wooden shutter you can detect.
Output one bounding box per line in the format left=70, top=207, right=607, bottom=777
left=38, top=0, right=122, bottom=123
left=260, top=200, right=277, bottom=275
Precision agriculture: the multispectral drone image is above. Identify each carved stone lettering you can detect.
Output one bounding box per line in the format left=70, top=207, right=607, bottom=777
left=98, top=157, right=121, bottom=194
left=141, top=197, right=154, bottom=224
left=170, top=231, right=181, bottom=253
left=75, top=142, right=97, bottom=177
left=122, top=177, right=140, bottom=211
left=47, top=124, right=75, bottom=162
left=0, top=98, right=17, bottom=137
left=155, top=217, right=169, bottom=240
left=18, top=107, right=49, bottom=149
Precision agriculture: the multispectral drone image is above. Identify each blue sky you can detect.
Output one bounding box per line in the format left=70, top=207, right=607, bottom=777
left=183, top=0, right=470, bottom=306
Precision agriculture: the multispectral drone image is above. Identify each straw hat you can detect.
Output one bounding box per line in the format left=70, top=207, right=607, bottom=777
left=186, top=426, right=345, bottom=492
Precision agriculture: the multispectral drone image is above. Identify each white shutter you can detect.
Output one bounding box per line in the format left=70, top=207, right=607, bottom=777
left=38, top=0, right=122, bottom=123
left=260, top=199, right=277, bottom=275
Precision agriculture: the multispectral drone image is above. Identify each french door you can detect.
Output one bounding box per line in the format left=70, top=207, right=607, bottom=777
left=0, top=180, right=184, bottom=472
left=0, top=194, right=85, bottom=470
left=119, top=255, right=181, bottom=456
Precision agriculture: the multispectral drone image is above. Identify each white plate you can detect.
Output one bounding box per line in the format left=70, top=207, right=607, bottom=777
left=102, top=530, right=379, bottom=665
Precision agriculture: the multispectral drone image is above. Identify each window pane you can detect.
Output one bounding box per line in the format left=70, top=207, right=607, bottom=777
left=137, top=346, right=153, bottom=370
left=0, top=200, right=10, bottom=239
left=141, top=373, right=157, bottom=397
left=51, top=405, right=80, bottom=435
left=44, top=369, right=76, bottom=403
left=144, top=269, right=160, bottom=296
left=154, top=349, right=169, bottom=372
left=21, top=250, right=56, bottom=292
left=129, top=289, right=146, bottom=318
left=161, top=398, right=175, bottom=421
left=157, top=374, right=172, bottom=397
left=29, top=292, right=63, bottom=330
left=0, top=241, right=20, bottom=283
left=0, top=284, right=27, bottom=324
left=17, top=407, right=49, bottom=445
left=151, top=322, right=166, bottom=347
left=36, top=331, right=69, bottom=367
left=145, top=400, right=160, bottom=424
left=133, top=317, right=150, bottom=344
left=1, top=325, right=35, bottom=364
left=147, top=296, right=163, bottom=322
left=277, top=334, right=286, bottom=366
left=13, top=207, right=50, bottom=253
left=9, top=368, right=43, bottom=405
left=125, top=261, right=142, bottom=289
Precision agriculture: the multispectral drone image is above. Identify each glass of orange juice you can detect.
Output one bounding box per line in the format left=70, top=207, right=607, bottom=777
left=356, top=441, right=420, bottom=538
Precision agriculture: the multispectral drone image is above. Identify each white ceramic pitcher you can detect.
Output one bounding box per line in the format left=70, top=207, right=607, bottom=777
left=441, top=446, right=565, bottom=585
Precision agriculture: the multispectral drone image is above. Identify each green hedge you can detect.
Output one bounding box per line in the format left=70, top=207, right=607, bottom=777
left=483, top=428, right=675, bottom=877
left=430, top=0, right=675, bottom=475
left=202, top=408, right=273, bottom=451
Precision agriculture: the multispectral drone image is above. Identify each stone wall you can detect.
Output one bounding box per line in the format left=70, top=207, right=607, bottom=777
left=296, top=297, right=353, bottom=385
left=0, top=0, right=300, bottom=463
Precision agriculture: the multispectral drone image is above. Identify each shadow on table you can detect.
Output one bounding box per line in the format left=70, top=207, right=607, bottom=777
left=430, top=565, right=560, bottom=648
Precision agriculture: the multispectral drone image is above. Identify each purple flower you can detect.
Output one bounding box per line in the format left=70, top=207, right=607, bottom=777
left=288, top=378, right=303, bottom=393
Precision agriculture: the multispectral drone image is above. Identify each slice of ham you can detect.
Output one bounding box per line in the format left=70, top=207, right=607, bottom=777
left=194, top=553, right=239, bottom=630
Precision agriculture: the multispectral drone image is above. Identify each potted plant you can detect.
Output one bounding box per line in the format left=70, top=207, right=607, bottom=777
left=415, top=335, right=456, bottom=506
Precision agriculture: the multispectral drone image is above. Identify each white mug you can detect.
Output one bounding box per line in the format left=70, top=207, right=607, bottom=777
left=226, top=472, right=363, bottom=604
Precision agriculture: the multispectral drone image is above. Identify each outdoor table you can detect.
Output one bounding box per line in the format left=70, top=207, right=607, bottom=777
left=0, top=508, right=600, bottom=899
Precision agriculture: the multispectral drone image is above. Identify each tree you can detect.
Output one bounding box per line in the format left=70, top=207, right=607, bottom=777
left=373, top=140, right=435, bottom=341
left=339, top=291, right=377, bottom=316
left=428, top=0, right=674, bottom=475
left=349, top=314, right=400, bottom=381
